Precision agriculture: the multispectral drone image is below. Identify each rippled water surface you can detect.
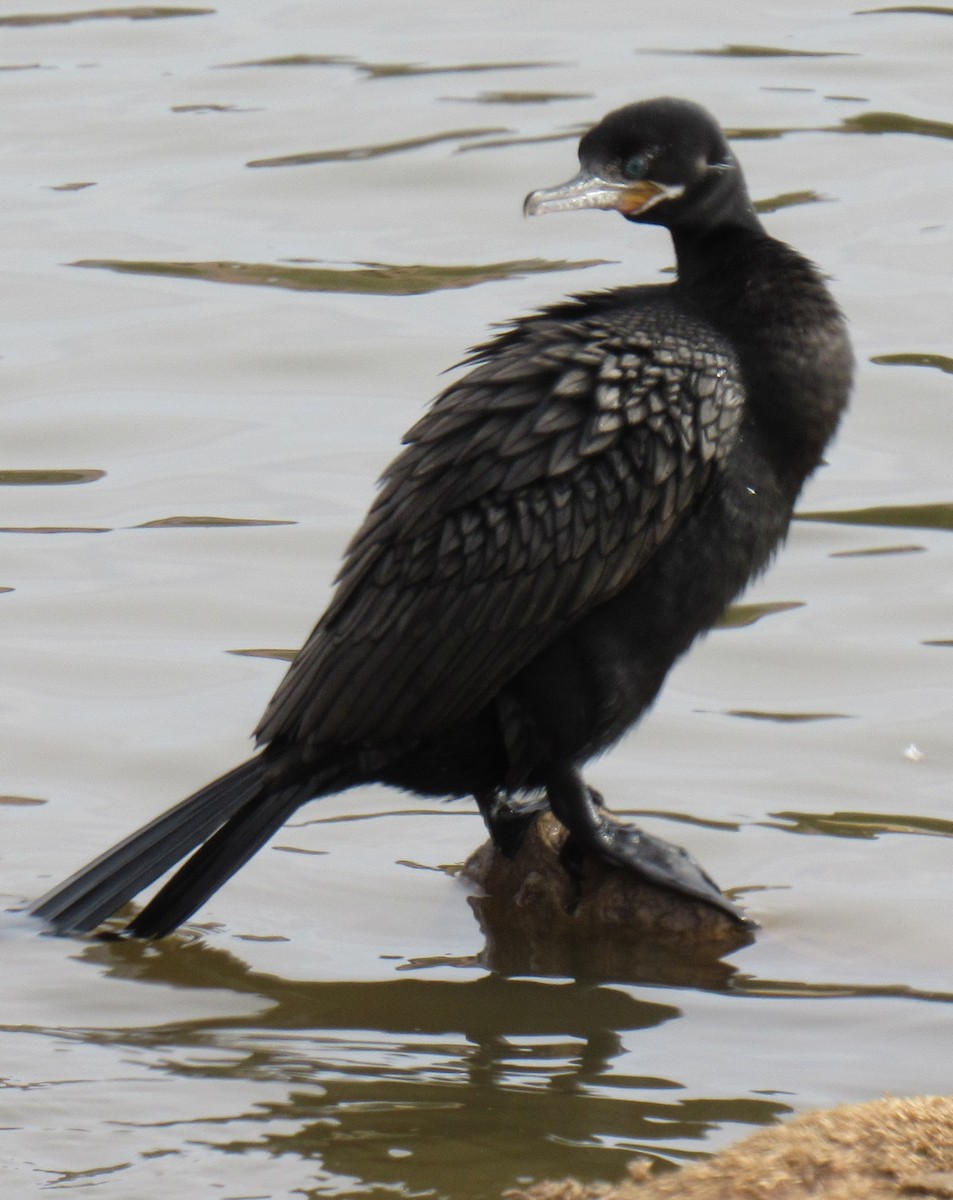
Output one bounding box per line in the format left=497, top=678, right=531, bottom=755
left=1, top=2, right=952, bottom=1197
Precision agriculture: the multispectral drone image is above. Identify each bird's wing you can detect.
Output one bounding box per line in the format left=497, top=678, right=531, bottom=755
left=256, top=299, right=744, bottom=749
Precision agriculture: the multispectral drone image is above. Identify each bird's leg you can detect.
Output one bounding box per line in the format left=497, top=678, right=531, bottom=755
left=543, top=763, right=749, bottom=923
left=474, top=788, right=549, bottom=859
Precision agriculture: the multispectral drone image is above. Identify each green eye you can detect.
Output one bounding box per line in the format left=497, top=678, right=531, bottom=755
left=622, top=154, right=647, bottom=180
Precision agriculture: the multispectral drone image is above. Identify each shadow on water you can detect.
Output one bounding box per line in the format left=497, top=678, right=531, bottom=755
left=48, top=937, right=788, bottom=1194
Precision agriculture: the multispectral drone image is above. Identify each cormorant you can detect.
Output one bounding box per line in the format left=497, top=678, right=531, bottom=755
left=31, top=97, right=852, bottom=938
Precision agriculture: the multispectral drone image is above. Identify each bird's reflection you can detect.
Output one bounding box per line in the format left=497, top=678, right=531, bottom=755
left=465, top=888, right=746, bottom=989
left=75, top=935, right=786, bottom=1198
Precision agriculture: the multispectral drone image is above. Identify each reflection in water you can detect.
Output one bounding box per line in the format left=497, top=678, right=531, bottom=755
left=356, top=60, right=563, bottom=81
left=48, top=180, right=97, bottom=191
left=248, top=127, right=509, bottom=167
left=830, top=543, right=924, bottom=557
left=798, top=502, right=953, bottom=532
left=859, top=5, right=953, bottom=12
left=469, top=889, right=747, bottom=991
left=754, top=190, right=825, bottom=215
left=72, top=255, right=602, bottom=295
left=66, top=938, right=787, bottom=1196
left=134, top=516, right=296, bottom=529
left=73, top=257, right=606, bottom=296
left=762, top=810, right=953, bottom=840
left=220, top=54, right=561, bottom=80
left=840, top=111, right=953, bottom=139
left=716, top=600, right=803, bottom=629
left=219, top=53, right=354, bottom=70
left=0, top=524, right=111, bottom=534
left=720, top=113, right=953, bottom=143
left=207, top=1085, right=781, bottom=1196
left=448, top=91, right=592, bottom=106
left=723, top=125, right=791, bottom=142
left=229, top=647, right=297, bottom=662
left=0, top=7, right=213, bottom=27
left=650, top=44, right=853, bottom=57
left=457, top=130, right=588, bottom=154
left=723, top=710, right=850, bottom=723
left=0, top=469, right=105, bottom=486
left=171, top=103, right=253, bottom=114
left=461, top=816, right=753, bottom=991
left=33, top=932, right=952, bottom=1197
left=871, top=352, right=953, bottom=375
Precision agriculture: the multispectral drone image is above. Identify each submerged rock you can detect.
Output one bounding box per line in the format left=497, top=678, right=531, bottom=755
left=463, top=812, right=752, bottom=986
left=505, top=1096, right=953, bottom=1200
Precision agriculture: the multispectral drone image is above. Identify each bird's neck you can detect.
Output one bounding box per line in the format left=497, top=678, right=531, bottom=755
left=669, top=205, right=765, bottom=286
left=673, top=224, right=852, bottom=492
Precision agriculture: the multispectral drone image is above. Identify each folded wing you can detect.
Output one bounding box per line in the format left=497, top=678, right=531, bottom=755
left=256, top=298, right=744, bottom=750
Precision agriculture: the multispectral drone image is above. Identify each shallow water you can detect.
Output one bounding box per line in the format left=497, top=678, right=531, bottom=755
left=1, top=2, right=952, bottom=1197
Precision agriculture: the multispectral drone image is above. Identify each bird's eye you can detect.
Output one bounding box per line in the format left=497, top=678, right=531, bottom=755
left=622, top=153, right=648, bottom=180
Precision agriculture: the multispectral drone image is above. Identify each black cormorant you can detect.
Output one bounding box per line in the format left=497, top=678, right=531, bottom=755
left=31, top=97, right=853, bottom=938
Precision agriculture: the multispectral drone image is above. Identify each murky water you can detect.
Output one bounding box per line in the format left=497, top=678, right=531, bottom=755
left=1, top=2, right=951, bottom=1196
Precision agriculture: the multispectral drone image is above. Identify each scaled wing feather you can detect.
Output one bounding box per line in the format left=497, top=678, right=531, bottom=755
left=256, top=296, right=743, bottom=750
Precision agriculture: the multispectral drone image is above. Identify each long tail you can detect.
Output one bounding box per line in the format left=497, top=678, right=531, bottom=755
left=126, top=782, right=309, bottom=939
left=30, top=757, right=344, bottom=938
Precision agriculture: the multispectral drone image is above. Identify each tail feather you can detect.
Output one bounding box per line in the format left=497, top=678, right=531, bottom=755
left=126, top=784, right=309, bottom=939
left=31, top=757, right=269, bottom=935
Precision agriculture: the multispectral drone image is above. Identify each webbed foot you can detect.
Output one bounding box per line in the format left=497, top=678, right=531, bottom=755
left=587, top=817, right=748, bottom=922
left=545, top=765, right=751, bottom=925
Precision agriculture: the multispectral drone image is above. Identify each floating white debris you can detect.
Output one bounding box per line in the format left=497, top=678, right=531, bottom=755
left=904, top=743, right=925, bottom=762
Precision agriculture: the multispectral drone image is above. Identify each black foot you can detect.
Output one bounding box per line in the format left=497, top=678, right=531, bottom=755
left=475, top=789, right=549, bottom=859
left=591, top=818, right=749, bottom=923
left=545, top=765, right=751, bottom=925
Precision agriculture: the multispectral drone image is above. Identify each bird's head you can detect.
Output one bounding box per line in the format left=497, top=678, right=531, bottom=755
left=525, top=97, right=755, bottom=234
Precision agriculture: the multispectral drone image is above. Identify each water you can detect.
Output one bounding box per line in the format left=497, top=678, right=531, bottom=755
left=1, top=2, right=951, bottom=1197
